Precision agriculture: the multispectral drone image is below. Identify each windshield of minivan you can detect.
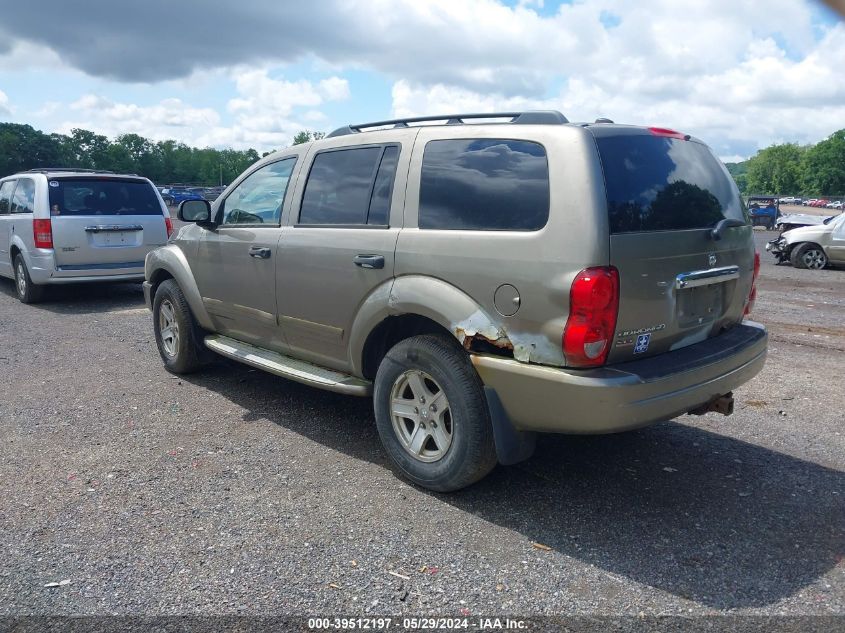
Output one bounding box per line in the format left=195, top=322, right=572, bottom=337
left=48, top=178, right=162, bottom=216
left=596, top=135, right=747, bottom=233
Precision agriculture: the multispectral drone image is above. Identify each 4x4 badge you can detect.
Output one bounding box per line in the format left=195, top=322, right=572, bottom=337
left=708, top=253, right=717, bottom=267
left=634, top=333, right=651, bottom=354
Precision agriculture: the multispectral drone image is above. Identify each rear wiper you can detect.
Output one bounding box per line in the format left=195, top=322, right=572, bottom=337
left=710, top=218, right=746, bottom=241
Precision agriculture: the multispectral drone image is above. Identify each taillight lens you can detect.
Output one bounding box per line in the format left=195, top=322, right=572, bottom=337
left=165, top=216, right=173, bottom=238
left=33, top=219, right=53, bottom=249
left=563, top=266, right=620, bottom=367
left=744, top=251, right=760, bottom=317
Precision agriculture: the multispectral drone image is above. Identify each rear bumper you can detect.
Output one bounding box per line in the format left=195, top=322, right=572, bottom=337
left=472, top=322, right=767, bottom=434
left=27, top=250, right=144, bottom=284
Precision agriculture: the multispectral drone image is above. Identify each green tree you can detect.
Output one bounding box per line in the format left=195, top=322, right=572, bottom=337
left=67, top=128, right=111, bottom=169
left=0, top=123, right=65, bottom=175
left=800, top=130, right=845, bottom=196
left=725, top=161, right=748, bottom=194
left=292, top=130, right=325, bottom=145
left=745, top=143, right=804, bottom=195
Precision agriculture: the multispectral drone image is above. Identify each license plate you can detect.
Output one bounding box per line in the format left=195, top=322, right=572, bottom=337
left=677, top=283, right=724, bottom=327
left=95, top=231, right=135, bottom=246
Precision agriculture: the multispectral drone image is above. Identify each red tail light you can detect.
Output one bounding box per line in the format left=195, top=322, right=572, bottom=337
left=33, top=219, right=53, bottom=249
left=563, top=266, right=620, bottom=367
left=744, top=251, right=760, bottom=317
left=165, top=216, right=173, bottom=238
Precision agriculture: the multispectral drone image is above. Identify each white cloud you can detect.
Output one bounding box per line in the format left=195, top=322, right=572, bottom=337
left=0, top=89, right=11, bottom=116
left=220, top=69, right=349, bottom=149
left=390, top=4, right=845, bottom=158
left=2, top=0, right=842, bottom=157
left=59, top=95, right=221, bottom=141
left=48, top=69, right=351, bottom=152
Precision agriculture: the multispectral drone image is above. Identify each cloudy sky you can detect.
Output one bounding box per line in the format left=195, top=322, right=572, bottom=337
left=0, top=0, right=842, bottom=161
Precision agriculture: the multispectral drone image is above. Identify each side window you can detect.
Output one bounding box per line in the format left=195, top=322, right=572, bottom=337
left=299, top=145, right=399, bottom=226
left=367, top=146, right=400, bottom=226
left=221, top=158, right=296, bottom=225
left=419, top=139, right=550, bottom=231
left=10, top=178, right=35, bottom=214
left=0, top=181, right=15, bottom=215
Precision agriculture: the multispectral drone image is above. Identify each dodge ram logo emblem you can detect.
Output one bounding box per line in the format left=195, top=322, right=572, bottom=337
left=708, top=253, right=717, bottom=267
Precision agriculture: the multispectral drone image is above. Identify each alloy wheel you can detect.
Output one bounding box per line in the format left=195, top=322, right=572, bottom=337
left=158, top=299, right=180, bottom=357
left=802, top=249, right=827, bottom=269
left=390, top=369, right=453, bottom=463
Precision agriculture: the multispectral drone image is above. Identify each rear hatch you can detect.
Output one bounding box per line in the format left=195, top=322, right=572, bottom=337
left=592, top=127, right=754, bottom=363
left=49, top=177, right=168, bottom=269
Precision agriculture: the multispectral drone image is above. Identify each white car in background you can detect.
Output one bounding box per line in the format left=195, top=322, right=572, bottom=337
left=767, top=212, right=845, bottom=269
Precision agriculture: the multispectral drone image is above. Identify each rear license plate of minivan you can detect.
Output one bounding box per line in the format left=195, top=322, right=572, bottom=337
left=94, top=231, right=138, bottom=247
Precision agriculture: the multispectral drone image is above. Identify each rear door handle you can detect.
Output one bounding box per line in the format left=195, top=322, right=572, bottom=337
left=353, top=254, right=385, bottom=269
left=249, top=246, right=271, bottom=259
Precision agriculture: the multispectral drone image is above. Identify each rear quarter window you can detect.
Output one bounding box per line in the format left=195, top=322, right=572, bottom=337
left=596, top=135, right=746, bottom=233
left=419, top=139, right=549, bottom=231
left=10, top=178, right=35, bottom=214
left=0, top=180, right=15, bottom=215
left=48, top=178, right=163, bottom=216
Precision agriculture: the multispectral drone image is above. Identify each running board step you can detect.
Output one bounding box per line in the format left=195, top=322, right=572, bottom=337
left=204, top=335, right=371, bottom=396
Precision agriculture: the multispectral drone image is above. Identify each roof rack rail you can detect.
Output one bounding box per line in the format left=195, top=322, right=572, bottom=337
left=327, top=110, right=569, bottom=138
left=23, top=167, right=116, bottom=174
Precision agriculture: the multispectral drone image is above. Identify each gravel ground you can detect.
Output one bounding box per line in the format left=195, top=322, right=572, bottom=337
left=0, top=231, right=842, bottom=618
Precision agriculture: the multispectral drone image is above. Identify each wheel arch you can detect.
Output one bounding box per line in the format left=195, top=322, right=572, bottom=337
left=145, top=246, right=213, bottom=330
left=351, top=275, right=513, bottom=380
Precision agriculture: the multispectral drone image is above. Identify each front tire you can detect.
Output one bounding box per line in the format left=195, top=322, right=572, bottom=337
left=790, top=243, right=828, bottom=270
left=373, top=334, right=497, bottom=492
left=152, top=279, right=209, bottom=373
left=14, top=255, right=45, bottom=304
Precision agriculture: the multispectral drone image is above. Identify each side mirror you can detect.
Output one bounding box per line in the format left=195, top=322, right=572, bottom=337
left=178, top=199, right=212, bottom=223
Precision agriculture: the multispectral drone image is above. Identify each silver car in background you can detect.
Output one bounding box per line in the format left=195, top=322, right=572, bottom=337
left=0, top=168, right=172, bottom=302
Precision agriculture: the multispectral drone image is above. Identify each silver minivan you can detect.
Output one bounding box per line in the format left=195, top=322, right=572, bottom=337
left=0, top=168, right=172, bottom=302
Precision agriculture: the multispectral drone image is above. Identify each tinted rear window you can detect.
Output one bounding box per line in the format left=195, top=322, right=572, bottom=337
left=596, top=135, right=746, bottom=233
left=48, top=178, right=162, bottom=216
left=419, top=139, right=549, bottom=231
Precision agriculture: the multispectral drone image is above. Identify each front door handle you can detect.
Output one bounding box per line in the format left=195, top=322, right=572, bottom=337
left=249, top=246, right=271, bottom=259
left=353, top=254, right=385, bottom=269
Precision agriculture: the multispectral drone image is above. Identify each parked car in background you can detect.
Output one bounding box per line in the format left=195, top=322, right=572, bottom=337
left=0, top=168, right=172, bottom=303
left=747, top=196, right=779, bottom=229
left=144, top=110, right=766, bottom=491
left=160, top=186, right=204, bottom=207
left=778, top=196, right=802, bottom=204
left=775, top=212, right=839, bottom=232
left=767, top=212, right=845, bottom=269
left=200, top=186, right=226, bottom=202
left=825, top=200, right=842, bottom=209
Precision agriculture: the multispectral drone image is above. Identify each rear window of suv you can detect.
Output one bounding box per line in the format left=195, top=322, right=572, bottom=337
left=48, top=178, right=162, bottom=216
left=595, top=134, right=746, bottom=233
left=419, top=139, right=549, bottom=231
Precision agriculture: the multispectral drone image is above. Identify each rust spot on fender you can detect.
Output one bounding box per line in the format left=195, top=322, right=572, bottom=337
left=455, top=326, right=514, bottom=352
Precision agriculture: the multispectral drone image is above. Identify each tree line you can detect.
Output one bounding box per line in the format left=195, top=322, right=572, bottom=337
left=0, top=123, right=323, bottom=186
left=726, top=129, right=845, bottom=197
left=2, top=120, right=843, bottom=196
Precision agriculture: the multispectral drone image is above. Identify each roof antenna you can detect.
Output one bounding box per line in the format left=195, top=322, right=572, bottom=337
left=595, top=118, right=614, bottom=124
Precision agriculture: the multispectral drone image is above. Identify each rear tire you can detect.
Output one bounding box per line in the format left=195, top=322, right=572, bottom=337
left=14, top=255, right=45, bottom=304
left=152, top=279, right=209, bottom=374
left=790, top=243, right=827, bottom=270
left=373, top=334, right=497, bottom=492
